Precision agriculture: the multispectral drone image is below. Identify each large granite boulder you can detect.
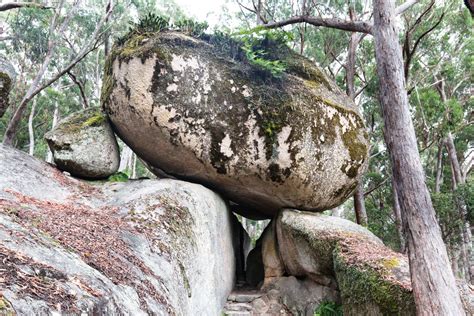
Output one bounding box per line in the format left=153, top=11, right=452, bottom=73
left=102, top=31, right=369, bottom=218
left=0, top=57, right=16, bottom=118
left=45, top=107, right=120, bottom=179
left=0, top=144, right=237, bottom=315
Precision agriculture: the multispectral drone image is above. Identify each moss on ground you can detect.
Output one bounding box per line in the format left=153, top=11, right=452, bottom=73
left=0, top=295, right=14, bottom=316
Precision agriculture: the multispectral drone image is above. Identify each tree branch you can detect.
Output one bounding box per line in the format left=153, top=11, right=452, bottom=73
left=396, top=0, right=420, bottom=15
left=364, top=177, right=390, bottom=197
left=262, top=15, right=373, bottom=34
left=67, top=71, right=89, bottom=109
left=0, top=2, right=52, bottom=12
left=3, top=0, right=114, bottom=146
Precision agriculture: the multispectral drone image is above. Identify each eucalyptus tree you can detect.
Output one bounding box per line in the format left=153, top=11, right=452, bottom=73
left=236, top=0, right=467, bottom=313
left=399, top=0, right=473, bottom=281
left=1, top=0, right=114, bottom=146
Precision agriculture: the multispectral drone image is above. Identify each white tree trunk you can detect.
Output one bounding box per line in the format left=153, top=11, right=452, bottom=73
left=392, top=180, right=406, bottom=253
left=119, top=145, right=133, bottom=173
left=28, top=98, right=37, bottom=156
left=434, top=140, right=444, bottom=193
left=46, top=101, right=59, bottom=163
left=131, top=153, right=137, bottom=179
left=446, top=132, right=465, bottom=186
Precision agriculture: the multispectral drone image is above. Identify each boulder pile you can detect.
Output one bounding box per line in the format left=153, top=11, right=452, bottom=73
left=5, top=30, right=472, bottom=316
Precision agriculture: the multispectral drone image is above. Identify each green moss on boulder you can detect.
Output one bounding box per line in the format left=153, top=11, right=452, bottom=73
left=275, top=210, right=415, bottom=316
left=44, top=107, right=120, bottom=179
left=334, top=242, right=415, bottom=316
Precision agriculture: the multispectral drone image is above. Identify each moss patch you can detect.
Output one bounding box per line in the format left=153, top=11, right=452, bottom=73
left=333, top=240, right=414, bottom=316
left=342, top=129, right=367, bottom=162
left=381, top=257, right=400, bottom=270
left=53, top=108, right=107, bottom=135
left=100, top=54, right=116, bottom=109
left=0, top=295, right=14, bottom=316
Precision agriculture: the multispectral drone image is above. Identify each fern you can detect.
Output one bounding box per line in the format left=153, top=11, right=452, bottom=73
left=174, top=18, right=208, bottom=37
left=313, top=301, right=343, bottom=316
left=237, top=29, right=292, bottom=77
left=116, top=13, right=170, bottom=45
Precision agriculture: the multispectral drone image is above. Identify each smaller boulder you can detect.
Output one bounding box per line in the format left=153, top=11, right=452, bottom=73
left=275, top=209, right=415, bottom=316
left=45, top=108, right=119, bottom=179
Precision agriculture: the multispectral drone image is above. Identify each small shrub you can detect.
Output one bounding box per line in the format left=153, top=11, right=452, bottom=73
left=129, top=12, right=170, bottom=34
left=314, top=301, right=343, bottom=316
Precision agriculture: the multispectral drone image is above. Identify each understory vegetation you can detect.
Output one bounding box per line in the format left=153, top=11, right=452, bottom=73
left=313, top=301, right=343, bottom=316
left=117, top=12, right=292, bottom=78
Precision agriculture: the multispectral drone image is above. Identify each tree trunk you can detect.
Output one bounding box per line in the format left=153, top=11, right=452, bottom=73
left=437, top=79, right=472, bottom=281
left=434, top=140, right=444, bottom=193
left=46, top=101, right=59, bottom=163
left=256, top=0, right=265, bottom=25
left=392, top=180, right=406, bottom=253
left=372, top=0, right=465, bottom=314
left=28, top=98, right=37, bottom=156
left=446, top=132, right=472, bottom=282
left=451, top=246, right=460, bottom=278
left=131, top=153, right=137, bottom=179
left=104, top=1, right=111, bottom=57
left=345, top=16, right=368, bottom=227
left=445, top=132, right=464, bottom=186
left=119, top=145, right=133, bottom=173
left=354, top=185, right=368, bottom=226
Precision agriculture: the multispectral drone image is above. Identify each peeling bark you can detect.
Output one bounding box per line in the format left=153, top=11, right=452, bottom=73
left=372, top=0, right=464, bottom=313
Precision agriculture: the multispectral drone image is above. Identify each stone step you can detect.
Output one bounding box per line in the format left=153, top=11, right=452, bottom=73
left=222, top=310, right=252, bottom=316
left=223, top=302, right=253, bottom=312
left=227, top=292, right=263, bottom=303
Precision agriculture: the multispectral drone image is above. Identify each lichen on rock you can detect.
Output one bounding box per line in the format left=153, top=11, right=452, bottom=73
left=44, top=107, right=120, bottom=179
left=102, top=30, right=369, bottom=218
